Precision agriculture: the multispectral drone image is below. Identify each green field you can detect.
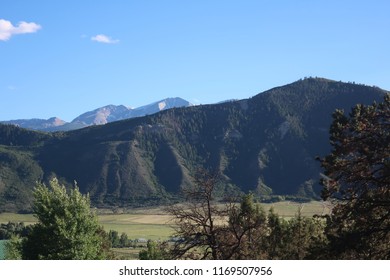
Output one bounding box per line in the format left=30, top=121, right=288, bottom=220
left=0, top=201, right=331, bottom=242
left=0, top=213, right=36, bottom=225
left=259, top=200, right=332, bottom=218
left=98, top=213, right=174, bottom=240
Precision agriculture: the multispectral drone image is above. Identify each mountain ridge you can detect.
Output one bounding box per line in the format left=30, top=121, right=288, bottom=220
left=1, top=97, right=192, bottom=132
left=0, top=78, right=388, bottom=212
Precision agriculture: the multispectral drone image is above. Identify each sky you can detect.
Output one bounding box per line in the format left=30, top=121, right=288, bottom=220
left=1, top=0, right=389, bottom=122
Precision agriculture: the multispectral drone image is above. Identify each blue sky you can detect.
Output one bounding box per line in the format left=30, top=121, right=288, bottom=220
left=1, top=0, right=389, bottom=121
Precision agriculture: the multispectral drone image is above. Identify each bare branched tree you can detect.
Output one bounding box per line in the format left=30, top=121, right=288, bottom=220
left=166, top=168, right=227, bottom=259
left=166, top=169, right=269, bottom=260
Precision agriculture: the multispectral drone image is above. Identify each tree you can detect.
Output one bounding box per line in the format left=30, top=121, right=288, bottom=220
left=266, top=207, right=288, bottom=259
left=224, top=193, right=268, bottom=259
left=166, top=169, right=226, bottom=259
left=167, top=169, right=271, bottom=260
left=119, top=232, right=129, bottom=248
left=4, top=235, right=22, bottom=260
left=0, top=222, right=30, bottom=240
left=138, top=240, right=169, bottom=260
left=21, top=178, right=112, bottom=259
left=284, top=207, right=327, bottom=260
left=108, top=230, right=120, bottom=247
left=320, top=94, right=390, bottom=259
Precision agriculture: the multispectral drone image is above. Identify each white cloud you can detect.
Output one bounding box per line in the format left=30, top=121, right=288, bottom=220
left=91, top=34, right=119, bottom=44
left=0, top=19, right=41, bottom=41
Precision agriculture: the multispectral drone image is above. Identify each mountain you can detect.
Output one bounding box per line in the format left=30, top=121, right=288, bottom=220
left=71, top=105, right=130, bottom=126
left=1, top=97, right=192, bottom=132
left=1, top=117, right=67, bottom=131
left=0, top=78, right=388, bottom=212
left=71, top=98, right=192, bottom=127
left=126, top=97, right=192, bottom=119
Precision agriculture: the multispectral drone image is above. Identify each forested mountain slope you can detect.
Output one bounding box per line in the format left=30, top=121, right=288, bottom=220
left=0, top=78, right=387, bottom=212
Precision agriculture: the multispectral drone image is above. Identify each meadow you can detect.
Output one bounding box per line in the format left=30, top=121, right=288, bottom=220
left=0, top=201, right=331, bottom=241
left=0, top=201, right=331, bottom=259
left=98, top=213, right=173, bottom=240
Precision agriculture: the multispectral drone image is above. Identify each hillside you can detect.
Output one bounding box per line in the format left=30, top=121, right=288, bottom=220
left=0, top=78, right=387, bottom=212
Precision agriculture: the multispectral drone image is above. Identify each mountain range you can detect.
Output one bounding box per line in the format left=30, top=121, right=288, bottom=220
left=1, top=97, right=192, bottom=132
left=0, top=78, right=388, bottom=212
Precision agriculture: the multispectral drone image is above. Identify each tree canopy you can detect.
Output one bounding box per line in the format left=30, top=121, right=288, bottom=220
left=21, top=178, right=111, bottom=260
left=320, top=94, right=390, bottom=259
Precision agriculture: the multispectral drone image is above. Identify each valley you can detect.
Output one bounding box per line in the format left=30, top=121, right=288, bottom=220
left=0, top=200, right=332, bottom=259
left=0, top=201, right=331, bottom=238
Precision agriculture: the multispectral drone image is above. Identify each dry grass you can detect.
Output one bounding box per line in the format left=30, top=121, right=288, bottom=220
left=0, top=213, right=37, bottom=225
left=259, top=201, right=332, bottom=218
left=0, top=201, right=331, bottom=242
left=111, top=247, right=142, bottom=260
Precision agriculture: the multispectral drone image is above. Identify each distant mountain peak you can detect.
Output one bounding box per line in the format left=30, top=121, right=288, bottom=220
left=72, top=97, right=193, bottom=127
left=1, top=97, right=193, bottom=132
left=71, top=104, right=130, bottom=125
left=0, top=117, right=67, bottom=130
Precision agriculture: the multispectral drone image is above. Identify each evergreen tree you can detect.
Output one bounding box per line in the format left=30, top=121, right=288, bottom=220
left=138, top=240, right=169, bottom=260
left=320, top=94, right=390, bottom=259
left=108, top=230, right=120, bottom=247
left=225, top=193, right=268, bottom=259
left=285, top=207, right=312, bottom=259
left=119, top=232, right=129, bottom=248
left=266, top=207, right=288, bottom=259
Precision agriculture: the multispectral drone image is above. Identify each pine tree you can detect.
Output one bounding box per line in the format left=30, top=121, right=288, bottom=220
left=226, top=193, right=268, bottom=259
left=320, top=94, right=390, bottom=259
left=266, top=207, right=288, bottom=259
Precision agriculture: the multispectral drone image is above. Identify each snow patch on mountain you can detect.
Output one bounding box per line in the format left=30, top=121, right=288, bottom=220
left=158, top=101, right=167, bottom=110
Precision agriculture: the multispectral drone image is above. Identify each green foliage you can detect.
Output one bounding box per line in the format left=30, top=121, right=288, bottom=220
left=320, top=94, right=390, bottom=259
left=138, top=240, right=169, bottom=260
left=0, top=147, right=44, bottom=212
left=168, top=184, right=327, bottom=260
left=0, top=123, right=50, bottom=147
left=108, top=230, right=120, bottom=247
left=4, top=235, right=22, bottom=260
left=108, top=230, right=130, bottom=248
left=120, top=232, right=129, bottom=247
left=266, top=207, right=288, bottom=259
left=21, top=179, right=112, bottom=259
left=225, top=194, right=268, bottom=259
left=0, top=222, right=31, bottom=239
left=167, top=170, right=327, bottom=260
left=283, top=207, right=327, bottom=259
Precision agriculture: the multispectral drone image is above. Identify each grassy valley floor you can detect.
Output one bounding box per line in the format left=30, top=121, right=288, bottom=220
left=0, top=201, right=332, bottom=259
